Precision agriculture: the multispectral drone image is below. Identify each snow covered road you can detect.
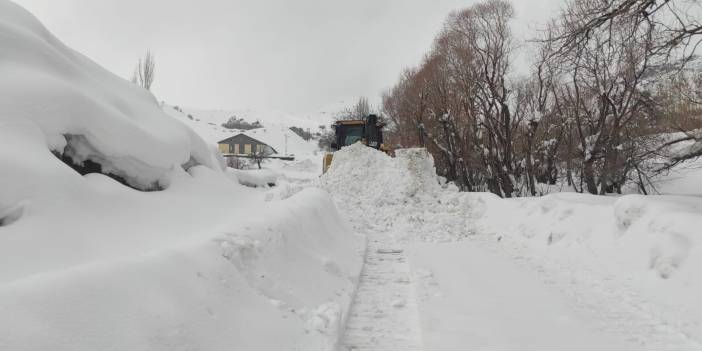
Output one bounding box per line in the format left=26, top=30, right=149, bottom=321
left=341, top=233, right=422, bottom=350
left=339, top=231, right=702, bottom=351
left=409, top=240, right=639, bottom=351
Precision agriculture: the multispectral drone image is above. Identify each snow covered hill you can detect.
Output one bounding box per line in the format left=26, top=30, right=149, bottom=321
left=0, top=2, right=361, bottom=350
left=163, top=104, right=320, bottom=158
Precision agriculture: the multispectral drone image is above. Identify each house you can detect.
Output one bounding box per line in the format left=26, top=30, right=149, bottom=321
left=218, top=133, right=277, bottom=155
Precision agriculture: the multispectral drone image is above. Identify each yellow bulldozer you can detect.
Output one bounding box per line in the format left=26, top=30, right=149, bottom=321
left=323, top=114, right=392, bottom=173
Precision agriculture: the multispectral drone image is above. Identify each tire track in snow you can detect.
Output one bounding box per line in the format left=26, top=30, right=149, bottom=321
left=340, top=233, right=423, bottom=351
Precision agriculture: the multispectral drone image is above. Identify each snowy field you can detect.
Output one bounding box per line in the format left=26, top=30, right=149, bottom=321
left=2, top=0, right=702, bottom=350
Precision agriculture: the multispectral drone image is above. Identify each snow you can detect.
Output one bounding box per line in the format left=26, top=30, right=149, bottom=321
left=0, top=2, right=220, bottom=190
left=340, top=232, right=423, bottom=350
left=470, top=193, right=702, bottom=349
left=321, top=142, right=702, bottom=350
left=4, top=0, right=702, bottom=349
left=173, top=105, right=331, bottom=133
left=228, top=167, right=280, bottom=188
left=164, top=104, right=320, bottom=157
left=655, top=158, right=702, bottom=196
left=408, top=241, right=636, bottom=351
left=321, top=143, right=470, bottom=242
left=0, top=3, right=362, bottom=350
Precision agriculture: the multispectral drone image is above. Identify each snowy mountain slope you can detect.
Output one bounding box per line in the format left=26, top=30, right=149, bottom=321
left=0, top=2, right=362, bottom=350
left=182, top=105, right=332, bottom=131
left=164, top=104, right=319, bottom=157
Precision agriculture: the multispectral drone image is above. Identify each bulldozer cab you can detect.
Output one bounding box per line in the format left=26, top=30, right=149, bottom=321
left=331, top=114, right=384, bottom=151
left=323, top=115, right=387, bottom=173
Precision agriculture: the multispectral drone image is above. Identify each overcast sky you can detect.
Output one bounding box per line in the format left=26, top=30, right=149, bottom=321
left=12, top=0, right=563, bottom=114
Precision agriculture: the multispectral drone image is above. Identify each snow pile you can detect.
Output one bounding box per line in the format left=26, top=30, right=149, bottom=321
left=654, top=158, right=702, bottom=196
left=0, top=186, right=362, bottom=351
left=471, top=193, right=702, bottom=281
left=0, top=2, right=362, bottom=350
left=470, top=192, right=702, bottom=343
left=0, top=1, right=220, bottom=190
left=321, top=143, right=472, bottom=241
left=614, top=196, right=701, bottom=280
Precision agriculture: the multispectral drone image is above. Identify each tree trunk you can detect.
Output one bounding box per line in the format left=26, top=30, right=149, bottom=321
left=583, top=159, right=598, bottom=195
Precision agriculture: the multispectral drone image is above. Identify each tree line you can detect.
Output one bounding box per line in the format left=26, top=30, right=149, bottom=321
left=382, top=0, right=702, bottom=197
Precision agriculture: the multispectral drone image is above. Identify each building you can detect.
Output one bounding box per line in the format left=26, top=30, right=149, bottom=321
left=218, top=133, right=277, bottom=155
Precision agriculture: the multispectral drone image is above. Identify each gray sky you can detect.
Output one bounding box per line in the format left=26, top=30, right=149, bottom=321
left=12, top=0, right=563, bottom=114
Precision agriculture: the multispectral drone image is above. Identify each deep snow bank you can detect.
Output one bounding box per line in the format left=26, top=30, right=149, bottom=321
left=0, top=0, right=220, bottom=191
left=0, top=188, right=363, bottom=351
left=0, top=2, right=362, bottom=349
left=471, top=193, right=702, bottom=281
left=471, top=192, right=702, bottom=343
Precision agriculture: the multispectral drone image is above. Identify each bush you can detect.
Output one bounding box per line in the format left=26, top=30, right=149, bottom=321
left=290, top=126, right=313, bottom=141
left=221, top=116, right=263, bottom=130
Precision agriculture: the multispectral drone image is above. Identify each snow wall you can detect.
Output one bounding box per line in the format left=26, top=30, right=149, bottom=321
left=0, top=2, right=363, bottom=350
left=0, top=0, right=222, bottom=192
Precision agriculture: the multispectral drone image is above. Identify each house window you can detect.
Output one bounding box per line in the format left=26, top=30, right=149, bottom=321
left=244, top=144, right=252, bottom=154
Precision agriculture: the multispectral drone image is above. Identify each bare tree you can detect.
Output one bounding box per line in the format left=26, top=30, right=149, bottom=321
left=337, top=97, right=373, bottom=120
left=131, top=50, right=156, bottom=91
left=382, top=0, right=702, bottom=197
left=447, top=0, right=522, bottom=197
left=250, top=146, right=274, bottom=169
left=549, top=0, right=702, bottom=61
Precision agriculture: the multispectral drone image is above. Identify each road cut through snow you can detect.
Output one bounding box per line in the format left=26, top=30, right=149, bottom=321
left=340, top=232, right=422, bottom=351
left=408, top=240, right=641, bottom=351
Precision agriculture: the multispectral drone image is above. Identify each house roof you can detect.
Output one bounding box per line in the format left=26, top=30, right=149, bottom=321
left=216, top=126, right=314, bottom=156
left=218, top=133, right=278, bottom=154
